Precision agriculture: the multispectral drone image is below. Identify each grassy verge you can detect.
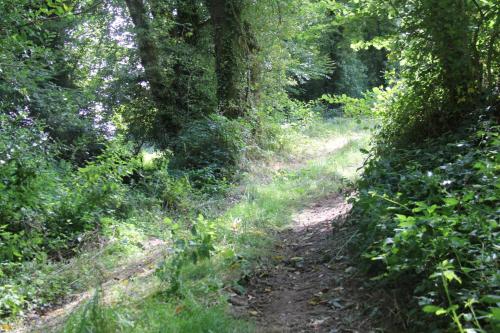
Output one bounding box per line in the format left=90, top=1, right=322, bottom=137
left=26, top=117, right=372, bottom=333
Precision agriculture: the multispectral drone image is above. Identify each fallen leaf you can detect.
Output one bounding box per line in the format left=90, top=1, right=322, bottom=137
left=229, top=296, right=248, bottom=307
left=345, top=266, right=356, bottom=273
left=309, top=299, right=320, bottom=305
left=290, top=257, right=305, bottom=268
left=308, top=295, right=323, bottom=305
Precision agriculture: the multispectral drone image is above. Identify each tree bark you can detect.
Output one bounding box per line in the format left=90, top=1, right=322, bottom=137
left=125, top=0, right=165, bottom=105
left=424, top=0, right=477, bottom=113
left=206, top=0, right=246, bottom=118
left=125, top=0, right=182, bottom=138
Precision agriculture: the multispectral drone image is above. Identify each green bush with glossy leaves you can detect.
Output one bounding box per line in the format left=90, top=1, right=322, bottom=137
left=353, top=118, right=499, bottom=332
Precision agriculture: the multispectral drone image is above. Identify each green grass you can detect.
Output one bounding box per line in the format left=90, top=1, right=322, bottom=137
left=223, top=126, right=370, bottom=261
left=55, top=117, right=372, bottom=333
left=61, top=292, right=254, bottom=333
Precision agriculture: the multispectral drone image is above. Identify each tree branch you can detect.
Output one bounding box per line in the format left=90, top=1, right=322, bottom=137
left=6, top=0, right=104, bottom=32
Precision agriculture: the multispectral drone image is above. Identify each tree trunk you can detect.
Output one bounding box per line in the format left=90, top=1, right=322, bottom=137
left=424, top=0, right=477, bottom=114
left=125, top=0, right=166, bottom=105
left=125, top=0, right=180, bottom=138
left=206, top=0, right=246, bottom=118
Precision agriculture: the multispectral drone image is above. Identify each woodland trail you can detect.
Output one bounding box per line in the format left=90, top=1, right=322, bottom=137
left=232, top=195, right=392, bottom=333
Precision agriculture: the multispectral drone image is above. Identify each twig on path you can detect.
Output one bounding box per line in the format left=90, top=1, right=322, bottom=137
left=334, top=231, right=359, bottom=259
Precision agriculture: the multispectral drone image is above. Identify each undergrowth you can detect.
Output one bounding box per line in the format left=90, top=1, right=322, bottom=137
left=53, top=117, right=372, bottom=333
left=352, top=117, right=499, bottom=332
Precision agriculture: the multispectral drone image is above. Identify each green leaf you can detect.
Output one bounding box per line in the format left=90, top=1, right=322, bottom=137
left=489, top=307, right=500, bottom=320
left=443, top=270, right=462, bottom=284
left=427, top=205, right=438, bottom=213
left=423, top=305, right=445, bottom=314
left=396, top=214, right=415, bottom=228
left=435, top=308, right=447, bottom=316
left=443, top=197, right=459, bottom=207
left=481, top=295, right=500, bottom=304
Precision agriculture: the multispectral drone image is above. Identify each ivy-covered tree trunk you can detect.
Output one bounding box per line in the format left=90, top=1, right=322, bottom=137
left=125, top=0, right=181, bottom=139
left=206, top=0, right=246, bottom=118
left=125, top=0, right=165, bottom=104
left=422, top=0, right=477, bottom=114
left=170, top=0, right=205, bottom=119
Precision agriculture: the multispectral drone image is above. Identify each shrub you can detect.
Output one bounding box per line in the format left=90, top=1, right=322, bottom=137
left=51, top=139, right=140, bottom=239
left=352, top=118, right=500, bottom=331
left=170, top=114, right=248, bottom=183
left=0, top=117, right=146, bottom=318
left=0, top=114, right=57, bottom=262
left=136, top=154, right=194, bottom=210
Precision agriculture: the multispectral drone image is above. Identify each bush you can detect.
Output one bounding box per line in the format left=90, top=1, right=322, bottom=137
left=52, top=139, right=140, bottom=238
left=0, top=114, right=58, bottom=262
left=135, top=154, right=194, bottom=210
left=170, top=114, right=248, bottom=183
left=0, top=125, right=200, bottom=319
left=321, top=90, right=374, bottom=117
left=352, top=118, right=500, bottom=331
left=0, top=115, right=156, bottom=318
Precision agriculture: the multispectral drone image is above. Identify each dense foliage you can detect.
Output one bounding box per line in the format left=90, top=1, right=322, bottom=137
left=1, top=0, right=367, bottom=321
left=354, top=119, right=499, bottom=331
left=346, top=0, right=500, bottom=331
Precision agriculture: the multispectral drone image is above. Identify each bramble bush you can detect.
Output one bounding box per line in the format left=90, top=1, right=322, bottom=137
left=0, top=115, right=140, bottom=264
left=155, top=214, right=216, bottom=296
left=352, top=117, right=499, bottom=332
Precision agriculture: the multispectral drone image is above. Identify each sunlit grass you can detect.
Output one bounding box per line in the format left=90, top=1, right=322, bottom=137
left=141, top=149, right=164, bottom=169
left=61, top=292, right=254, bottom=333
left=222, top=120, right=371, bottom=261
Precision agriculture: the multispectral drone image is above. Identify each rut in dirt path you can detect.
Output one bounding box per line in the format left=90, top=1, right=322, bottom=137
left=234, top=194, right=393, bottom=333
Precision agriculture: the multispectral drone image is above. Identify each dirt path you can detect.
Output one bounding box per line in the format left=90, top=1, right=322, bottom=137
left=234, top=195, right=393, bottom=333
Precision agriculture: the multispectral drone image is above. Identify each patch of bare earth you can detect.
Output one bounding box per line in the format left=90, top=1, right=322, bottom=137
left=232, top=195, right=399, bottom=333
